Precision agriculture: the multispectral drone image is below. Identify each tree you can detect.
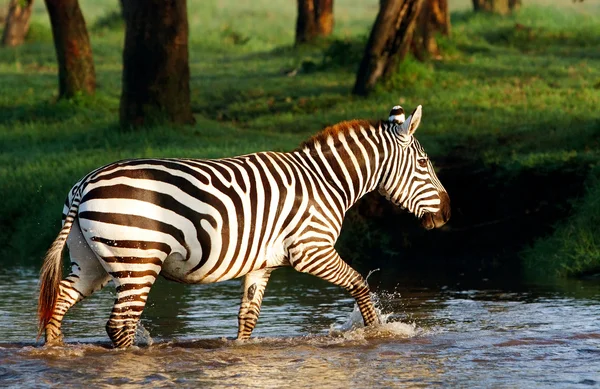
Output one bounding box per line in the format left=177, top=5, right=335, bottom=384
left=44, top=0, right=96, bottom=98
left=295, top=0, right=334, bottom=45
left=353, top=0, right=425, bottom=96
left=120, top=0, right=195, bottom=127
left=472, top=0, right=521, bottom=14
left=2, top=0, right=34, bottom=47
left=0, top=1, right=7, bottom=22
left=412, top=0, right=449, bottom=60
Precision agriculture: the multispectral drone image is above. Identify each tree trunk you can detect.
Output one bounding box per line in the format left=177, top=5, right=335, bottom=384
left=353, top=0, right=424, bottom=96
left=508, top=0, right=521, bottom=12
left=120, top=0, right=195, bottom=127
left=0, top=1, right=8, bottom=24
left=2, top=0, right=34, bottom=47
left=472, top=0, right=520, bottom=14
left=44, top=0, right=96, bottom=98
left=295, top=0, right=334, bottom=45
left=316, top=0, right=334, bottom=36
left=412, top=0, right=449, bottom=61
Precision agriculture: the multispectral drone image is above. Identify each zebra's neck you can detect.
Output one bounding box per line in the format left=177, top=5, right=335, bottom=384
left=292, top=120, right=393, bottom=212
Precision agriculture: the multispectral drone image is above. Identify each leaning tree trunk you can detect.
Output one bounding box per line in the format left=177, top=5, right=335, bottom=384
left=295, top=0, right=334, bottom=45
left=412, top=0, right=449, bottom=61
left=120, top=0, right=195, bottom=127
left=44, top=0, right=96, bottom=98
left=2, top=0, right=34, bottom=47
left=472, top=0, right=521, bottom=14
left=353, top=0, right=424, bottom=96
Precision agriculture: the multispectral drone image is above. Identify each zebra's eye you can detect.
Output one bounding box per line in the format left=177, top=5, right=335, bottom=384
left=417, top=158, right=428, bottom=168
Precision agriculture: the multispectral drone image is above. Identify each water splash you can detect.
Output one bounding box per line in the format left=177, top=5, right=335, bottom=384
left=134, top=322, right=154, bottom=347
left=329, top=286, right=421, bottom=340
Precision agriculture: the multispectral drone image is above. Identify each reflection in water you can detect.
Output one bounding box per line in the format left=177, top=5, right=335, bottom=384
left=0, top=267, right=599, bottom=387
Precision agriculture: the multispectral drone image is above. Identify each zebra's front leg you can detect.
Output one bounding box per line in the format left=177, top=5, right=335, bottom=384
left=290, top=245, right=381, bottom=327
left=237, top=268, right=273, bottom=340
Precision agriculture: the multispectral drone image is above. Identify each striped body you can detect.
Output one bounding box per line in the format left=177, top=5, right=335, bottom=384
left=38, top=105, right=450, bottom=348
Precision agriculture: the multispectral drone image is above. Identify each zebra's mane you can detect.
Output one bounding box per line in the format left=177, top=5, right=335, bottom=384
left=297, top=119, right=380, bottom=151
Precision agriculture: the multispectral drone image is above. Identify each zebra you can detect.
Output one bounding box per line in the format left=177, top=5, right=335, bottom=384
left=38, top=104, right=450, bottom=348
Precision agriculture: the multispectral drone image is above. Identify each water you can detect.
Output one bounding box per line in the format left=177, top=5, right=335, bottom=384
left=1, top=266, right=599, bottom=388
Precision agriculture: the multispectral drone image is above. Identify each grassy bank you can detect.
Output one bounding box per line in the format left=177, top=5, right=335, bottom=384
left=0, top=1, right=598, bottom=278
left=523, top=166, right=600, bottom=278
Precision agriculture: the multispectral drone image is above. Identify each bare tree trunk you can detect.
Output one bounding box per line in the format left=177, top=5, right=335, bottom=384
left=316, top=0, right=333, bottom=35
left=0, top=1, right=8, bottom=23
left=120, top=0, right=194, bottom=127
left=473, top=0, right=520, bottom=14
left=2, top=0, right=34, bottom=47
left=295, top=0, right=334, bottom=44
left=353, top=0, right=424, bottom=96
left=296, top=0, right=317, bottom=44
left=412, top=0, right=449, bottom=60
left=44, top=0, right=96, bottom=98
left=508, top=0, right=521, bottom=12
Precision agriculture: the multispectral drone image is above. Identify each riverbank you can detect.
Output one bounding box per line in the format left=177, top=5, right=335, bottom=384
left=0, top=1, right=598, bottom=278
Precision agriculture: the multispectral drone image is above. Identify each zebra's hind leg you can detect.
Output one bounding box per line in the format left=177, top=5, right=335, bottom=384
left=290, top=246, right=381, bottom=327
left=45, top=220, right=111, bottom=345
left=103, top=260, right=162, bottom=348
left=237, top=268, right=273, bottom=340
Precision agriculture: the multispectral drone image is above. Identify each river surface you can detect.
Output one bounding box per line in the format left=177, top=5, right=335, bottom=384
left=0, top=265, right=599, bottom=388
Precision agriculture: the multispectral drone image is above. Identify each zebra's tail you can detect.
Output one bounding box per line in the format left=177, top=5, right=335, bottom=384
left=37, top=195, right=81, bottom=338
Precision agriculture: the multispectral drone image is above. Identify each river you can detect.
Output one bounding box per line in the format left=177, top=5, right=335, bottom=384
left=0, top=266, right=599, bottom=388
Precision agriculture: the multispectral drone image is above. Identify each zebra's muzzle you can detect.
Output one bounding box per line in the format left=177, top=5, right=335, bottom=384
left=421, top=212, right=436, bottom=230
left=421, top=192, right=451, bottom=230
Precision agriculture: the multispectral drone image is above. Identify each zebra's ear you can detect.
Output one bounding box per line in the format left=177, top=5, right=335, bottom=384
left=399, top=105, right=422, bottom=136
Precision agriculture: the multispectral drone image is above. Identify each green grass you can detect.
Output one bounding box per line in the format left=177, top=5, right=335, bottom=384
left=524, top=166, right=600, bottom=278
left=0, top=0, right=599, bottom=277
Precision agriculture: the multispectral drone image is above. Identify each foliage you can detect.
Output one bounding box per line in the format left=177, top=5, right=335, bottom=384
left=523, top=166, right=600, bottom=278
left=0, top=0, right=598, bottom=277
left=385, top=55, right=435, bottom=89
left=91, top=9, right=124, bottom=32
left=24, top=21, right=53, bottom=43
left=320, top=38, right=365, bottom=70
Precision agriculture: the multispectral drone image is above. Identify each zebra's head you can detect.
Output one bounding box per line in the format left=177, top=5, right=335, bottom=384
left=378, top=105, right=450, bottom=230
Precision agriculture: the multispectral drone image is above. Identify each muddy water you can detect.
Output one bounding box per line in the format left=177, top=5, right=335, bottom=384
left=1, top=267, right=599, bottom=388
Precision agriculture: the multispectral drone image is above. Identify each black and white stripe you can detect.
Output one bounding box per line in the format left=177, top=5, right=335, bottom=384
left=38, top=105, right=450, bottom=348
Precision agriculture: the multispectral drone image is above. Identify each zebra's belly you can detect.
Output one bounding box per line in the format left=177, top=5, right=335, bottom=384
left=160, top=244, right=290, bottom=284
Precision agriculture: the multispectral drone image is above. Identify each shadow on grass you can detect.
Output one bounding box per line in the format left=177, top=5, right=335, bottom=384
left=240, top=37, right=366, bottom=72
left=0, top=100, right=79, bottom=126
left=91, top=9, right=124, bottom=32
left=189, top=38, right=368, bottom=131
left=450, top=8, right=600, bottom=60
left=484, top=24, right=600, bottom=57
left=192, top=83, right=349, bottom=128
left=434, top=56, right=579, bottom=82
left=0, top=70, right=122, bottom=127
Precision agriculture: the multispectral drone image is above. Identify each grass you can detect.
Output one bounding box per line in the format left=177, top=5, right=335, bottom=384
left=524, top=166, right=600, bottom=278
left=0, top=0, right=598, bottom=277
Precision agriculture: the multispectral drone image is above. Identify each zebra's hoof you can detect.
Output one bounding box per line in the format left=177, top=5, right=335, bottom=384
left=44, top=334, right=64, bottom=347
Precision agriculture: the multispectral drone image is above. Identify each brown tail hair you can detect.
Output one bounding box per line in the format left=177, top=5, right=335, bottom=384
left=37, top=197, right=81, bottom=338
